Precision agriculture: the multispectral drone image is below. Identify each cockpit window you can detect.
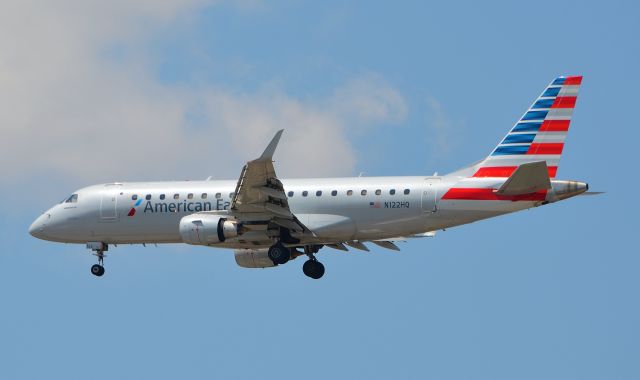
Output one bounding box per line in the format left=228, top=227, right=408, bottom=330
left=64, top=194, right=78, bottom=203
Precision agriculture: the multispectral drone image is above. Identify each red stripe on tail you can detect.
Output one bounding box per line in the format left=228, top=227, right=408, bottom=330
left=473, top=166, right=518, bottom=177
left=551, top=96, right=576, bottom=108
left=441, top=188, right=547, bottom=201
left=472, top=166, right=557, bottom=178
left=563, top=76, right=582, bottom=85
left=539, top=120, right=570, bottom=132
left=527, top=143, right=564, bottom=155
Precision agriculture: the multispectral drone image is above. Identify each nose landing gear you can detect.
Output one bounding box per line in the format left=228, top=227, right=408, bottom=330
left=91, top=262, right=105, bottom=277
left=87, top=242, right=107, bottom=277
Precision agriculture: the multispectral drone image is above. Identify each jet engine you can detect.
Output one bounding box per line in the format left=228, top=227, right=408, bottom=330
left=179, top=214, right=241, bottom=245
left=234, top=248, right=276, bottom=268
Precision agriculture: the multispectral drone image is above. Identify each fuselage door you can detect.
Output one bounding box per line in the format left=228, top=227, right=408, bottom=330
left=421, top=178, right=440, bottom=213
left=100, top=189, right=119, bottom=220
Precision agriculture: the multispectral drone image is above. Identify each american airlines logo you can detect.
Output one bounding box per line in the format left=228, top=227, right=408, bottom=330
left=127, top=199, right=143, bottom=216
left=128, top=199, right=231, bottom=217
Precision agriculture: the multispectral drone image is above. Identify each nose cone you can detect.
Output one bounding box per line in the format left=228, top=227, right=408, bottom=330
left=28, top=213, right=49, bottom=239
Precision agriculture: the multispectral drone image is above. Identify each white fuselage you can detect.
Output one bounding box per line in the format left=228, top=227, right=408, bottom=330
left=29, top=174, right=578, bottom=248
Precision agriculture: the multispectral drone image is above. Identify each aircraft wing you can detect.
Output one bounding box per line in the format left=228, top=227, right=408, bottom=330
left=230, top=130, right=307, bottom=233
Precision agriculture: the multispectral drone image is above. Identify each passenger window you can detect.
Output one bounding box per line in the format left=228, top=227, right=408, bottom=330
left=215, top=193, right=221, bottom=199
left=145, top=194, right=151, bottom=200
left=316, top=191, right=322, bottom=197
left=201, top=193, right=207, bottom=199
left=347, top=190, right=353, bottom=196
left=404, top=189, right=410, bottom=195
left=390, top=189, right=396, bottom=195
left=288, top=191, right=294, bottom=197
left=331, top=190, right=337, bottom=196
left=174, top=194, right=179, bottom=200
left=361, top=190, right=367, bottom=196
left=302, top=191, right=308, bottom=197
left=188, top=193, right=193, bottom=199
left=375, top=189, right=381, bottom=195
left=160, top=194, right=165, bottom=200
left=131, top=194, right=138, bottom=200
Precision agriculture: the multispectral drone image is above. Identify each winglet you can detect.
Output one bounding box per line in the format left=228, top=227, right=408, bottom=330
left=258, top=129, right=284, bottom=161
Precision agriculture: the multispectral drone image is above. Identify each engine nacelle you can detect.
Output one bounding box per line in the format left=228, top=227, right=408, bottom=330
left=234, top=248, right=277, bottom=268
left=179, top=214, right=240, bottom=245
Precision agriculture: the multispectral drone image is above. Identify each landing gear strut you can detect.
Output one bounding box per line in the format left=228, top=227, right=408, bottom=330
left=87, top=242, right=107, bottom=277
left=302, top=245, right=325, bottom=279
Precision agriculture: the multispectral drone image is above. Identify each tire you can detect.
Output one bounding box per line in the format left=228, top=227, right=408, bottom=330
left=302, top=259, right=325, bottom=279
left=268, top=242, right=291, bottom=265
left=91, top=264, right=105, bottom=277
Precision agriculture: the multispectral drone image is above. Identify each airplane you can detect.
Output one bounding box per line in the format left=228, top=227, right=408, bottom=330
left=29, top=75, right=591, bottom=279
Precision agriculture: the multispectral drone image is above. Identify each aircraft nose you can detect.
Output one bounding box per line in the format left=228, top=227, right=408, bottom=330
left=28, top=213, right=50, bottom=239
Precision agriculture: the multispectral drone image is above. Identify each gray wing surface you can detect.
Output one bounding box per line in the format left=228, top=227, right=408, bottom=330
left=230, top=130, right=307, bottom=233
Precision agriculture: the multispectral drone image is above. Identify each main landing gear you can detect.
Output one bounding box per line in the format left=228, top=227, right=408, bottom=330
left=267, top=241, right=325, bottom=279
left=302, top=245, right=324, bottom=280
left=268, top=241, right=291, bottom=265
left=87, top=242, right=107, bottom=277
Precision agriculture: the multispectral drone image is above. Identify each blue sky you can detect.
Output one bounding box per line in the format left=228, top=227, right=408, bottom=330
left=1, top=1, right=638, bottom=379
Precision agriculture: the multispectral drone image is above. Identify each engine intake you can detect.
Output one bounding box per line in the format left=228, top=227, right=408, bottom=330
left=179, top=214, right=241, bottom=245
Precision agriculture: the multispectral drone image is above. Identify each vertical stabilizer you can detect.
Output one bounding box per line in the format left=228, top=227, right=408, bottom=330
left=469, top=76, right=582, bottom=179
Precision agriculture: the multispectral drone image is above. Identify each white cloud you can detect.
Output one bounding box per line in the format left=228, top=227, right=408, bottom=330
left=0, top=0, right=407, bottom=188
left=425, top=95, right=458, bottom=156
left=330, top=73, right=408, bottom=128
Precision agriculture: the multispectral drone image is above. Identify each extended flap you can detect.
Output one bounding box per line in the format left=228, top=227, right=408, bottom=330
left=496, top=161, right=551, bottom=196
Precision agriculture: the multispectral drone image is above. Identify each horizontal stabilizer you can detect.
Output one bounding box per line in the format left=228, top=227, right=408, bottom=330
left=496, top=161, right=551, bottom=196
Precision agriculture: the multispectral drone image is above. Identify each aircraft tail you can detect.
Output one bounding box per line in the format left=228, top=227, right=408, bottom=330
left=466, top=75, right=582, bottom=179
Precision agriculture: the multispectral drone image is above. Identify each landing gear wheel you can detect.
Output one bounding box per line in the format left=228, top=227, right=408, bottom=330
left=91, top=264, right=105, bottom=277
left=87, top=243, right=108, bottom=277
left=268, top=242, right=291, bottom=265
left=303, top=259, right=325, bottom=279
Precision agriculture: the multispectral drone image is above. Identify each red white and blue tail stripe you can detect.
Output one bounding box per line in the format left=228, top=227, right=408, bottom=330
left=474, top=75, right=582, bottom=179
left=442, top=76, right=582, bottom=202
